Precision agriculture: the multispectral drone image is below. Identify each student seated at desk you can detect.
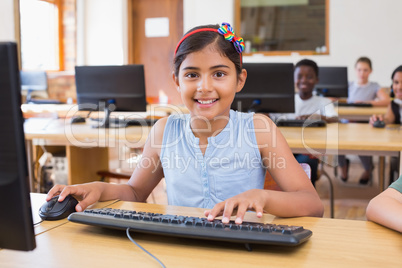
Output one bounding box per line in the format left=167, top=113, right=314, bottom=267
left=339, top=57, right=391, bottom=184
left=271, top=59, right=338, bottom=186
left=369, top=65, right=402, bottom=184
left=369, top=65, right=402, bottom=126
left=347, top=57, right=390, bottom=107
left=46, top=23, right=324, bottom=223
left=366, top=174, right=402, bottom=233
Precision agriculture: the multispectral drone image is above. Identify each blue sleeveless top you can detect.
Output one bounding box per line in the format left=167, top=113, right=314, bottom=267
left=160, top=110, right=266, bottom=209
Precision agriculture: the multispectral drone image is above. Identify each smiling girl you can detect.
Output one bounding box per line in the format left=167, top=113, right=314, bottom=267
left=47, top=23, right=323, bottom=223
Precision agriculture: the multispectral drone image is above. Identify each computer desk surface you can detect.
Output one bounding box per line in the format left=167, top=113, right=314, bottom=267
left=1, top=196, right=401, bottom=267
left=337, top=106, right=387, bottom=121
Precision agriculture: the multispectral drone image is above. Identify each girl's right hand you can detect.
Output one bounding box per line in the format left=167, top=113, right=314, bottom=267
left=369, top=114, right=383, bottom=126
left=46, top=182, right=102, bottom=212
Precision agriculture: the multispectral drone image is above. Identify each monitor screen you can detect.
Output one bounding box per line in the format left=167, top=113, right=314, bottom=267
left=0, top=42, right=36, bottom=251
left=231, top=63, right=295, bottom=113
left=75, top=65, right=147, bottom=112
left=315, top=66, right=348, bottom=98
left=20, top=70, right=48, bottom=91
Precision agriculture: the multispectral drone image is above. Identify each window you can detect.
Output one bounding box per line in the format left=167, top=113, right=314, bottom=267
left=19, top=0, right=76, bottom=71
left=20, top=0, right=60, bottom=70
left=236, top=0, right=328, bottom=56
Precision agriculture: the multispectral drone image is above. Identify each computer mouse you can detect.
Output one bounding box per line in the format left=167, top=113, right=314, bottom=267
left=71, top=116, right=86, bottom=124
left=39, top=195, right=78, bottom=221
left=373, top=120, right=386, bottom=128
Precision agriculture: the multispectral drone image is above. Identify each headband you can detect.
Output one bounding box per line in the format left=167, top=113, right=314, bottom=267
left=174, top=22, right=245, bottom=60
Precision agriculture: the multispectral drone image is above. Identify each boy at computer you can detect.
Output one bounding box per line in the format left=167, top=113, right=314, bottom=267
left=271, top=59, right=338, bottom=186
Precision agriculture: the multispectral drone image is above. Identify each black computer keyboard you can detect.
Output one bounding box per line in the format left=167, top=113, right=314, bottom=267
left=337, top=102, right=373, bottom=107
left=27, top=99, right=64, bottom=104
left=68, top=208, right=312, bottom=246
left=276, top=119, right=327, bottom=127
left=90, top=117, right=157, bottom=126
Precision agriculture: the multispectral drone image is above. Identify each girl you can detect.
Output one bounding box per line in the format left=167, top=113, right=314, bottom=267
left=47, top=23, right=323, bottom=223
left=347, top=57, right=390, bottom=106
left=370, top=65, right=402, bottom=185
left=370, top=65, right=402, bottom=125
left=339, top=57, right=391, bottom=184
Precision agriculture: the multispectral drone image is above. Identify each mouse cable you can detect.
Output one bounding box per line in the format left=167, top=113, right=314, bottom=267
left=126, top=227, right=166, bottom=268
left=34, top=220, right=43, bottom=226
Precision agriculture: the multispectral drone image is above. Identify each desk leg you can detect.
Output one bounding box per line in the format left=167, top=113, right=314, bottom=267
left=378, top=156, right=385, bottom=192
left=399, top=151, right=402, bottom=177
left=25, top=139, right=36, bottom=192
left=66, top=146, right=109, bottom=185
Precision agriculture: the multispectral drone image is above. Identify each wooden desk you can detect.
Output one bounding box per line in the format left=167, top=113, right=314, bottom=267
left=21, top=103, right=187, bottom=119
left=279, top=123, right=402, bottom=191
left=24, top=119, right=402, bottom=192
left=24, top=117, right=151, bottom=191
left=337, top=106, right=387, bottom=121
left=30, top=193, right=119, bottom=236
left=1, top=200, right=400, bottom=267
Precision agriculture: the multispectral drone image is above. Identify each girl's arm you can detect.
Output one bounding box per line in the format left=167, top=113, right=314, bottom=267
left=205, top=114, right=323, bottom=223
left=369, top=104, right=395, bottom=125
left=382, top=104, right=396, bottom=124
left=366, top=188, right=402, bottom=232
left=254, top=114, right=324, bottom=217
left=370, top=88, right=391, bottom=107
left=125, top=117, right=167, bottom=201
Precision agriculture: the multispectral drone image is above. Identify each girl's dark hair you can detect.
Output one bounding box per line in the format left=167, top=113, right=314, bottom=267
left=295, top=59, right=319, bottom=77
left=356, top=57, right=372, bottom=70
left=390, top=65, right=402, bottom=97
left=173, top=24, right=242, bottom=77
left=391, top=65, right=402, bottom=80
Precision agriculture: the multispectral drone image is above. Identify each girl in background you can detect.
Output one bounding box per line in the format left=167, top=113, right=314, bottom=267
left=339, top=57, right=391, bottom=184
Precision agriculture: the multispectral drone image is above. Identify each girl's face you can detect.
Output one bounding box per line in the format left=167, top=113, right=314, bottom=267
left=294, top=65, right=318, bottom=94
left=173, top=44, right=246, bottom=121
left=355, top=62, right=372, bottom=84
left=392, top=71, right=402, bottom=100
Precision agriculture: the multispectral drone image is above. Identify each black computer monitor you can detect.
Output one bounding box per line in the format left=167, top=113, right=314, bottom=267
left=314, top=66, right=348, bottom=98
left=231, top=62, right=295, bottom=113
left=75, top=65, right=147, bottom=127
left=20, top=70, right=48, bottom=91
left=0, top=42, right=36, bottom=251
left=20, top=70, right=63, bottom=104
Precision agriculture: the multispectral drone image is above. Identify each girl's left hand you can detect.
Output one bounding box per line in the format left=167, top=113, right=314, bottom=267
left=204, top=189, right=266, bottom=224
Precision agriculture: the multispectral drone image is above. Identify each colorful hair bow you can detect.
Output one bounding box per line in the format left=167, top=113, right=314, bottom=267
left=218, top=23, right=245, bottom=54
left=174, top=22, right=245, bottom=61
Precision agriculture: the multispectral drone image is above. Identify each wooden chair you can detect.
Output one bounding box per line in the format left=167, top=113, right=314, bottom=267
left=97, top=170, right=132, bottom=184
left=264, top=162, right=334, bottom=218
left=264, top=163, right=311, bottom=191
left=97, top=169, right=166, bottom=204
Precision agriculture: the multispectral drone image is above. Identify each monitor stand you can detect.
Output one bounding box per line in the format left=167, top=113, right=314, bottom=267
left=247, top=99, right=261, bottom=113
left=92, top=101, right=126, bottom=128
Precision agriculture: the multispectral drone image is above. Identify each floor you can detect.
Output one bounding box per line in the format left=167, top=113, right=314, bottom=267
left=316, top=155, right=391, bottom=220
left=109, top=148, right=391, bottom=221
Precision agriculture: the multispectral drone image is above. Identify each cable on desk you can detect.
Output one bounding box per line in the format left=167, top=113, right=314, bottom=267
left=34, top=220, right=43, bottom=226
left=85, top=111, right=92, bottom=118
left=126, top=227, right=166, bottom=268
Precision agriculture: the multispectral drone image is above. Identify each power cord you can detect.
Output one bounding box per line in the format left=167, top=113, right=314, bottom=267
left=126, top=228, right=166, bottom=268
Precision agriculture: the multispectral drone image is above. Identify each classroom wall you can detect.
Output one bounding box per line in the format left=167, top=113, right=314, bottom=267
left=0, top=0, right=16, bottom=41
left=2, top=0, right=401, bottom=87
left=184, top=0, right=402, bottom=87
left=76, top=0, right=127, bottom=66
